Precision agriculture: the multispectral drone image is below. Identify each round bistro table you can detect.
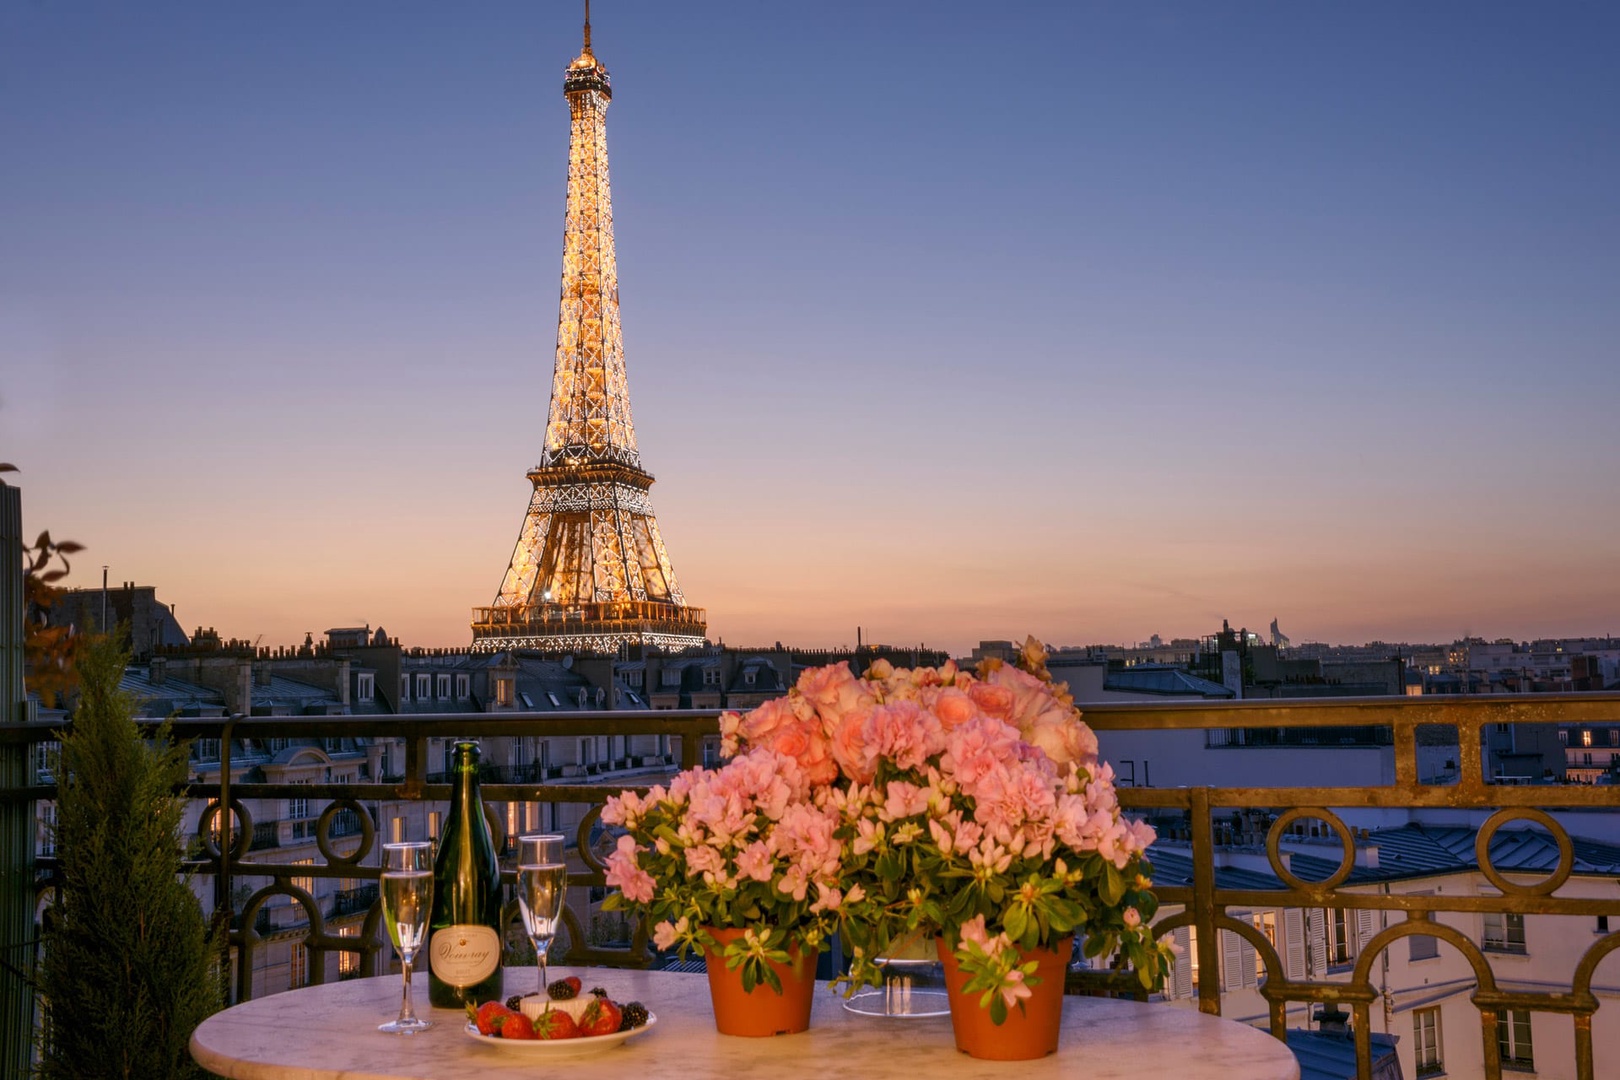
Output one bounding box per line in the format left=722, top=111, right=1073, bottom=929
left=191, top=965, right=1300, bottom=1080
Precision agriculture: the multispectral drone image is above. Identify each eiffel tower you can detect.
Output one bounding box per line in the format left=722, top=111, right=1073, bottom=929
left=472, top=6, right=707, bottom=654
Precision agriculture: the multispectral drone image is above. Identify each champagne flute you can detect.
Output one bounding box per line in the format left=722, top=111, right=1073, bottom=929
left=378, top=841, right=434, bottom=1034
left=516, top=834, right=567, bottom=997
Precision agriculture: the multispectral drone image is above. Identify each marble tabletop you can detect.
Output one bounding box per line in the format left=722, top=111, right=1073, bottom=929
left=190, top=966, right=1300, bottom=1080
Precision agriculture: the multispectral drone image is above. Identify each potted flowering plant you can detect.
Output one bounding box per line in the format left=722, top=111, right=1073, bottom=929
left=602, top=746, right=850, bottom=1035
left=721, top=638, right=1171, bottom=1058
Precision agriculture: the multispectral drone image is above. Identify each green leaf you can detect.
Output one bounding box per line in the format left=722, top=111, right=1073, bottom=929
left=1101, top=863, right=1126, bottom=907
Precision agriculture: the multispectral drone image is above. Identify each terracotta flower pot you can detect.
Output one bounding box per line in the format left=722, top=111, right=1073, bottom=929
left=702, top=927, right=816, bottom=1036
left=936, top=935, right=1072, bottom=1060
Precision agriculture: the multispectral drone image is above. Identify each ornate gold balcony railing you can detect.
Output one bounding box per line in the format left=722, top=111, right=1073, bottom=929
left=7, top=693, right=1620, bottom=1080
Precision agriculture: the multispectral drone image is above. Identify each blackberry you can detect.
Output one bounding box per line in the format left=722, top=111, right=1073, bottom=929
left=589, top=986, right=609, bottom=999
left=505, top=995, right=523, bottom=1011
left=547, top=978, right=580, bottom=1000
left=619, top=1001, right=649, bottom=1030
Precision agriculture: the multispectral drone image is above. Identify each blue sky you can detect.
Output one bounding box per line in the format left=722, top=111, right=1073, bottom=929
left=5, top=2, right=1617, bottom=655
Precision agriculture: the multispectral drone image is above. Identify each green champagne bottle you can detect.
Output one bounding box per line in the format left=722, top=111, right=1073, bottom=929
left=426, top=740, right=504, bottom=1008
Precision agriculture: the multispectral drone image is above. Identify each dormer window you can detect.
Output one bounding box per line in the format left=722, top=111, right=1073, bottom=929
left=494, top=678, right=513, bottom=707
left=415, top=674, right=431, bottom=700
left=744, top=670, right=756, bottom=687
left=356, top=673, right=374, bottom=702
left=456, top=674, right=470, bottom=699
left=436, top=674, right=450, bottom=699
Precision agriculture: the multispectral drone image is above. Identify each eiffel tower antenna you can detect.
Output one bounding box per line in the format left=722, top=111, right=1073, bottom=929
left=472, top=11, right=707, bottom=655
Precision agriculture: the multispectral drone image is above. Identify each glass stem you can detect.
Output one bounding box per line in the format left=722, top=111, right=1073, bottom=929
left=399, top=958, right=418, bottom=1025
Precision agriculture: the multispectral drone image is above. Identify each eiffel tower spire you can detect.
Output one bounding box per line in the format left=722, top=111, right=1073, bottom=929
left=472, top=13, right=707, bottom=654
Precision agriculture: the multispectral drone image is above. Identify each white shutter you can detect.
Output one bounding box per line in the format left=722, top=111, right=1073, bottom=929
left=1284, top=908, right=1307, bottom=981
left=1171, top=926, right=1192, bottom=999
left=1309, top=910, right=1329, bottom=978
left=1355, top=907, right=1377, bottom=956
left=1222, top=927, right=1244, bottom=992
left=1240, top=934, right=1258, bottom=988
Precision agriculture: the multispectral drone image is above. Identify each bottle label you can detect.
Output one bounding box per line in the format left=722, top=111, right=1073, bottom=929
left=430, top=924, right=501, bottom=986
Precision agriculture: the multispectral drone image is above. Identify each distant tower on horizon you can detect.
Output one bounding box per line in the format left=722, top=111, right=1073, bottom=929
left=471, top=7, right=707, bottom=654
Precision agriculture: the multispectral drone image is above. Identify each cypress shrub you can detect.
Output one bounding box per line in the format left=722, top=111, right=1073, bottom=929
left=38, top=637, right=223, bottom=1079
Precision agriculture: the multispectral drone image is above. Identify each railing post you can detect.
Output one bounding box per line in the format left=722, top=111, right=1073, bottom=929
left=1190, top=786, right=1222, bottom=1017
left=0, top=485, right=35, bottom=1077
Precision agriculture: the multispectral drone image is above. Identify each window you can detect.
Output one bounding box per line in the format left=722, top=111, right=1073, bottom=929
left=291, top=858, right=315, bottom=898
left=289, top=943, right=308, bottom=989
left=1498, top=1008, right=1534, bottom=1070
left=37, top=803, right=57, bottom=857
left=436, top=674, right=450, bottom=699
left=703, top=668, right=720, bottom=686
left=661, top=668, right=680, bottom=687
left=1253, top=912, right=1277, bottom=982
left=415, top=674, right=430, bottom=700
left=495, top=678, right=513, bottom=707
left=337, top=927, right=359, bottom=975
left=1326, top=908, right=1355, bottom=966
left=1414, top=1007, right=1443, bottom=1077
left=1597, top=915, right=1609, bottom=934
left=546, top=692, right=561, bottom=707
left=627, top=669, right=644, bottom=687
left=1612, top=730, right=1619, bottom=747
left=427, top=811, right=440, bottom=838
left=456, top=674, right=469, bottom=699
left=1582, top=729, right=1593, bottom=747
left=357, top=673, right=374, bottom=702
left=743, top=669, right=756, bottom=686
left=1558, top=730, right=1568, bottom=745
left=1483, top=911, right=1526, bottom=953
left=401, top=674, right=410, bottom=701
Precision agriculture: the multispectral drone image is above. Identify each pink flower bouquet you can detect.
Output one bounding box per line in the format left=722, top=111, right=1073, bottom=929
left=601, top=746, right=852, bottom=992
left=721, top=638, right=1172, bottom=1021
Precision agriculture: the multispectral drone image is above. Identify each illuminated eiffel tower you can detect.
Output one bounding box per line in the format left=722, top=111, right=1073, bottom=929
left=472, top=6, right=706, bottom=654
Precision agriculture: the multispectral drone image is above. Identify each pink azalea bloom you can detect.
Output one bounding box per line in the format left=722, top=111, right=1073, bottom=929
left=684, top=842, right=725, bottom=879
left=604, top=835, right=656, bottom=904
left=869, top=700, right=947, bottom=773
left=652, top=918, right=683, bottom=950
left=777, top=864, right=810, bottom=902
left=882, top=779, right=931, bottom=820
left=735, top=839, right=774, bottom=882
left=998, top=968, right=1033, bottom=1009
left=958, top=913, right=994, bottom=952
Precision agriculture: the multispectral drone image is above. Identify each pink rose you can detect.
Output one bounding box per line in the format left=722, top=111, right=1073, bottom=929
left=929, top=686, right=980, bottom=730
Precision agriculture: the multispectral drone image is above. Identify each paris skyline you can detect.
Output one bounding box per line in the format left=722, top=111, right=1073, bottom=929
left=6, top=2, right=1617, bottom=658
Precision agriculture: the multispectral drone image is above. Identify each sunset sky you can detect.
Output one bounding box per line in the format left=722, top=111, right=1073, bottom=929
left=5, top=2, right=1617, bottom=657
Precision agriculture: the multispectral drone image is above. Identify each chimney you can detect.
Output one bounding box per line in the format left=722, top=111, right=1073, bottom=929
left=1314, top=1004, right=1350, bottom=1036
left=149, top=657, right=167, bottom=686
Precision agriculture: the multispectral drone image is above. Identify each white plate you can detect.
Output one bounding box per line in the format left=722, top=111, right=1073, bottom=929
left=462, top=1003, right=657, bottom=1055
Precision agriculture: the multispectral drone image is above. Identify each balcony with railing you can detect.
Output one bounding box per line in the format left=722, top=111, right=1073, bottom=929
left=6, top=696, right=1620, bottom=1079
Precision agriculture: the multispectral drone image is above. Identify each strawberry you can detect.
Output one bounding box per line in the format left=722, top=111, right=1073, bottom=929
left=547, top=975, right=582, bottom=1000
left=578, top=996, right=622, bottom=1038
left=498, top=1012, right=537, bottom=1040
left=532, top=1007, right=582, bottom=1040
left=467, top=1000, right=516, bottom=1036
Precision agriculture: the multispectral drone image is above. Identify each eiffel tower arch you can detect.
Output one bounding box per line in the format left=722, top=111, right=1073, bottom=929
left=472, top=9, right=707, bottom=654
